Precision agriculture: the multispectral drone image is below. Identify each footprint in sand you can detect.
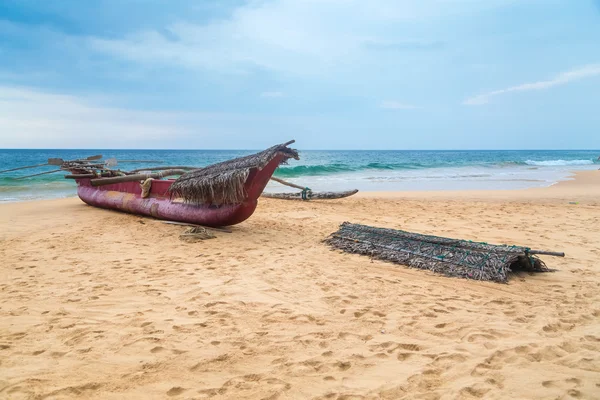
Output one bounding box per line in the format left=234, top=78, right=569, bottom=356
left=166, top=387, right=186, bottom=396
left=459, top=385, right=490, bottom=398
left=334, top=361, right=351, bottom=371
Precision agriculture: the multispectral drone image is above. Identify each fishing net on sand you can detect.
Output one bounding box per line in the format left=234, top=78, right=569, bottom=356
left=325, top=222, right=552, bottom=283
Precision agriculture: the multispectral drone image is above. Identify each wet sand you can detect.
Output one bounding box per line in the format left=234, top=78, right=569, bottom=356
left=1, top=171, right=599, bottom=399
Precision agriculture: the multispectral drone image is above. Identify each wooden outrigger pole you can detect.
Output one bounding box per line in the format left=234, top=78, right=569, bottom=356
left=14, top=169, right=64, bottom=180
left=0, top=162, right=52, bottom=174
left=0, top=155, right=103, bottom=175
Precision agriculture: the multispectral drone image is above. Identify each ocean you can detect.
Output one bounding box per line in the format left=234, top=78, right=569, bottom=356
left=0, top=149, right=598, bottom=202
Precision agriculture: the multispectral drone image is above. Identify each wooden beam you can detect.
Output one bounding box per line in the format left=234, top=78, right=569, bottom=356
left=14, top=169, right=63, bottom=179
left=0, top=163, right=49, bottom=174
left=90, top=169, right=188, bottom=186
left=270, top=176, right=307, bottom=191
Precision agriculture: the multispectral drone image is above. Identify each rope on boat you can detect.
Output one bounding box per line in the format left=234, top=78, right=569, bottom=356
left=301, top=187, right=312, bottom=200
left=141, top=178, right=153, bottom=198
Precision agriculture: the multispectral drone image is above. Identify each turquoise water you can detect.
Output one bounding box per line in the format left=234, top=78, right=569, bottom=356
left=0, top=149, right=598, bottom=201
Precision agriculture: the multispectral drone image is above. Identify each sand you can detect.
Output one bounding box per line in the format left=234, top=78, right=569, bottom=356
left=1, top=171, right=599, bottom=399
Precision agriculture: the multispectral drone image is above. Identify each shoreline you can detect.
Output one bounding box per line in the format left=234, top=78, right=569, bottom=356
left=356, top=170, right=599, bottom=202
left=1, top=160, right=598, bottom=203
left=1, top=169, right=598, bottom=399
left=0, top=170, right=597, bottom=206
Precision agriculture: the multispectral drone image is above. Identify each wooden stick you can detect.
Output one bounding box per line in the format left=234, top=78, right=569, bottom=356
left=14, top=169, right=63, bottom=179
left=64, top=174, right=97, bottom=179
left=529, top=250, right=565, bottom=257
left=0, top=163, right=50, bottom=174
left=118, top=160, right=164, bottom=163
left=270, top=176, right=307, bottom=191
left=90, top=169, right=188, bottom=186
left=128, top=166, right=198, bottom=173
left=159, top=220, right=232, bottom=233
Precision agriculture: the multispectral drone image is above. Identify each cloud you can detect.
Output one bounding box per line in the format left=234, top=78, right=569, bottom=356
left=464, top=64, right=600, bottom=105
left=0, top=86, right=193, bottom=148
left=260, top=91, right=284, bottom=98
left=0, top=85, right=332, bottom=149
left=379, top=101, right=418, bottom=110
left=86, top=0, right=508, bottom=77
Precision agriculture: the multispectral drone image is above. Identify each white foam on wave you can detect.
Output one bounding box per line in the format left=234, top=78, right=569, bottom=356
left=525, top=159, right=594, bottom=166
left=269, top=161, right=600, bottom=192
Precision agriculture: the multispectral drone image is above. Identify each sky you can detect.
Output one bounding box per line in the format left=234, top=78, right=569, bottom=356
left=0, top=0, right=599, bottom=150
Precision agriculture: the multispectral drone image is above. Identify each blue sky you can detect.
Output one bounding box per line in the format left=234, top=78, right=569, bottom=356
left=0, top=0, right=599, bottom=149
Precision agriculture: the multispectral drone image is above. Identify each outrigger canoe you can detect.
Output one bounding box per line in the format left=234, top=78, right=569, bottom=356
left=71, top=141, right=299, bottom=227
left=2, top=139, right=358, bottom=226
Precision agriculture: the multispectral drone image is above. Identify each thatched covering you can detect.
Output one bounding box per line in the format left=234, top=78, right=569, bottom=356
left=168, top=141, right=299, bottom=205
left=325, top=222, right=551, bottom=283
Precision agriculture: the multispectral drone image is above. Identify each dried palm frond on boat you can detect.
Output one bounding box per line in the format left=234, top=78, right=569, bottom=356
left=325, top=222, right=564, bottom=283
left=168, top=141, right=299, bottom=205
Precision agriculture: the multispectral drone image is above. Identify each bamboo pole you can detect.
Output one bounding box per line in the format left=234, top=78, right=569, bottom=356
left=64, top=174, right=97, bottom=179
left=529, top=250, right=565, bottom=257
left=14, top=169, right=63, bottom=180
left=128, top=166, right=198, bottom=173
left=270, top=176, right=307, bottom=191
left=118, top=160, right=163, bottom=163
left=90, top=169, right=188, bottom=186
left=0, top=163, right=50, bottom=174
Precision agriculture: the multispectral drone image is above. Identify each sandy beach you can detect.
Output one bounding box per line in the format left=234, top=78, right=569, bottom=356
left=1, top=171, right=599, bottom=399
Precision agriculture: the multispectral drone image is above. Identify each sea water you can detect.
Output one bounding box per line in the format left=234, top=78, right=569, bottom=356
left=0, top=149, right=598, bottom=202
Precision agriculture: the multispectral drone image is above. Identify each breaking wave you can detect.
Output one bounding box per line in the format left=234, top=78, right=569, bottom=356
left=524, top=159, right=595, bottom=166
left=274, top=162, right=426, bottom=177
left=274, top=158, right=597, bottom=178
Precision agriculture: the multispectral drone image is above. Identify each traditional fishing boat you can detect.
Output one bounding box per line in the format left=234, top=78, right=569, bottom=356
left=0, top=141, right=299, bottom=227
left=2, top=139, right=358, bottom=226
left=74, top=141, right=299, bottom=226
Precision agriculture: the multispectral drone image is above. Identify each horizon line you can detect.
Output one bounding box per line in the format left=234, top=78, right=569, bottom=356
left=1, top=148, right=599, bottom=152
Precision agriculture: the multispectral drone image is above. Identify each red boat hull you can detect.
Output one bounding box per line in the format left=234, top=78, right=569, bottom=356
left=75, top=154, right=284, bottom=226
